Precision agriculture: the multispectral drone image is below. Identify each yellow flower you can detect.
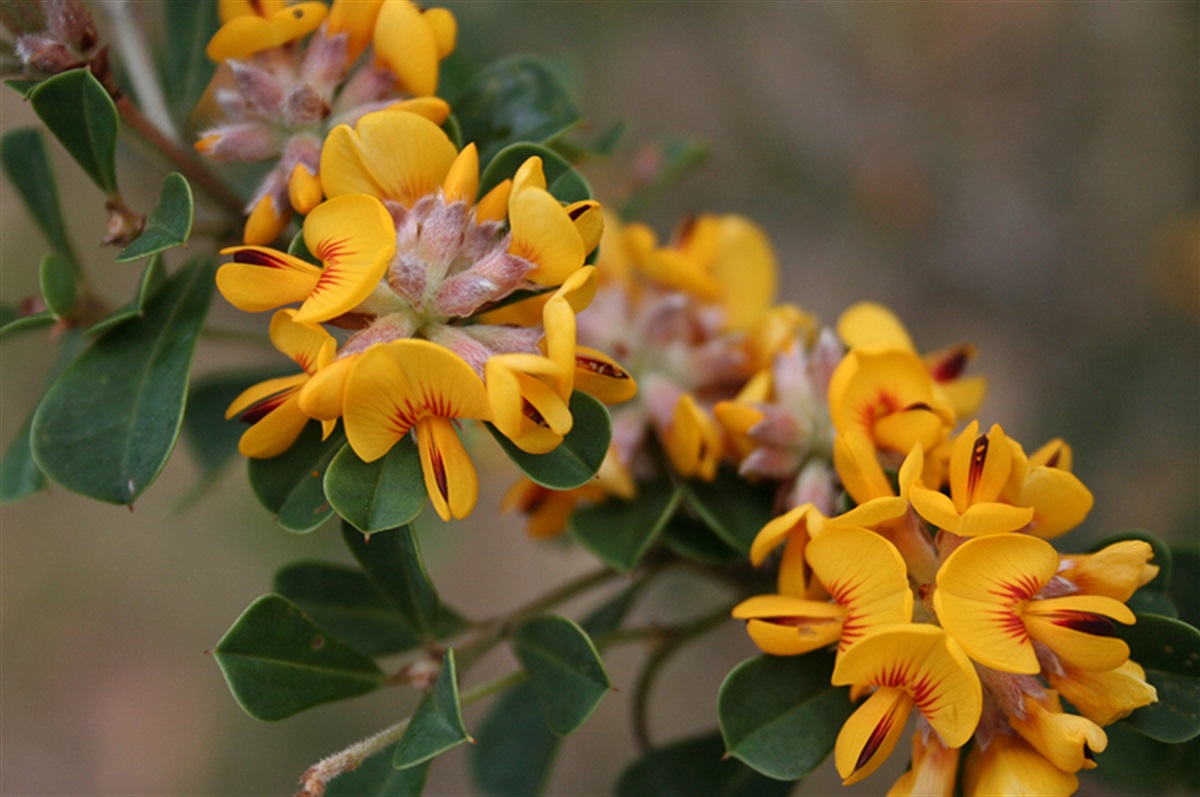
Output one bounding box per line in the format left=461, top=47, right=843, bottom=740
left=207, top=1, right=328, bottom=61
left=1008, top=690, right=1108, bottom=773
left=1047, top=659, right=1157, bottom=726
left=963, top=732, right=1078, bottom=797
left=886, top=731, right=958, bottom=797
left=1058, top=540, right=1160, bottom=602
left=934, top=534, right=1136, bottom=674
left=830, top=625, right=981, bottom=786
left=224, top=309, right=337, bottom=458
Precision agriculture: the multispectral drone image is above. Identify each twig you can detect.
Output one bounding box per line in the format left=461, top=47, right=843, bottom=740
left=100, top=0, right=177, bottom=142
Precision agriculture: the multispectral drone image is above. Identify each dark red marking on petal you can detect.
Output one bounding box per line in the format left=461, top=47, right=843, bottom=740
left=316, top=237, right=351, bottom=265
left=567, top=203, right=594, bottom=221
left=429, top=437, right=450, bottom=504
left=239, top=388, right=296, bottom=425
left=522, top=399, right=548, bottom=428
left=987, top=574, right=1044, bottom=602
left=967, top=433, right=989, bottom=500
left=929, top=346, right=972, bottom=382
left=576, top=354, right=631, bottom=380
left=989, top=607, right=1031, bottom=643
left=1040, top=609, right=1116, bottom=637
left=234, top=249, right=289, bottom=268
left=854, top=698, right=902, bottom=774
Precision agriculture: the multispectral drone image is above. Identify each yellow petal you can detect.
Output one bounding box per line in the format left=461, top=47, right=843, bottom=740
left=933, top=533, right=1059, bottom=673
left=243, top=193, right=290, bottom=245
left=237, top=392, right=311, bottom=459
left=268, top=308, right=335, bottom=375
left=963, top=733, right=1078, bottom=797
left=293, top=194, right=397, bottom=324
left=837, top=301, right=915, bottom=351
left=206, top=2, right=328, bottom=61
left=343, top=339, right=491, bottom=462
left=873, top=406, right=948, bottom=455
left=1019, top=466, right=1093, bottom=538
left=948, top=422, right=1012, bottom=513
left=485, top=354, right=572, bottom=455
left=442, top=143, right=479, bottom=206
left=327, top=0, right=384, bottom=63
left=836, top=687, right=915, bottom=786
left=1047, top=660, right=1157, bottom=726
left=320, top=123, right=386, bottom=199
left=509, top=187, right=586, bottom=286
left=1059, top=540, right=1159, bottom=602
left=422, top=6, right=457, bottom=58
left=733, top=595, right=844, bottom=657
left=416, top=416, right=478, bottom=520
left=288, top=164, right=323, bottom=215
left=323, top=111, right=458, bottom=206
left=886, top=731, right=958, bottom=797
left=297, top=353, right=359, bottom=420
left=475, top=179, right=511, bottom=223
left=512, top=156, right=548, bottom=194
left=384, top=96, right=452, bottom=125
left=226, top=373, right=308, bottom=420
left=909, top=484, right=1033, bottom=537
left=664, top=393, right=721, bottom=481
left=937, top=376, right=987, bottom=420
left=828, top=349, right=952, bottom=453
left=1023, top=594, right=1135, bottom=671
left=565, top=200, right=603, bottom=256
left=832, top=625, right=982, bottom=751
left=219, top=0, right=285, bottom=24
left=833, top=431, right=894, bottom=504
left=216, top=246, right=322, bottom=313
left=372, top=0, right=439, bottom=96
left=806, top=528, right=913, bottom=652
left=749, top=503, right=816, bottom=566
left=573, top=346, right=637, bottom=405
left=1010, top=692, right=1107, bottom=773
left=707, top=215, right=777, bottom=331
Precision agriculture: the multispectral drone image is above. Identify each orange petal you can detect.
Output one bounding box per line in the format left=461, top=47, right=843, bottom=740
left=323, top=111, right=457, bottom=206
left=297, top=354, right=359, bottom=420
left=663, top=393, right=721, bottom=481
left=226, top=373, right=308, bottom=420
left=1047, top=660, right=1157, bottom=726
left=207, top=1, right=327, bottom=61
left=217, top=245, right=323, bottom=314
left=268, top=309, right=335, bottom=375
left=749, top=503, right=817, bottom=566
left=733, top=595, right=844, bottom=657
left=573, top=346, right=637, bottom=405
left=237, top=392, right=311, bottom=459
left=1023, top=594, right=1134, bottom=671
left=442, top=143, right=479, bottom=206
left=565, top=200, right=604, bottom=256
left=422, top=6, right=457, bottom=58
left=1009, top=692, right=1107, bottom=773
left=475, top=179, right=512, bottom=223
left=288, top=164, right=323, bottom=215
left=836, top=301, right=914, bottom=351
left=416, top=416, right=478, bottom=520
left=963, top=732, right=1078, bottom=797
left=509, top=187, right=585, bottom=286
left=327, top=0, right=384, bottom=63
left=243, top=193, right=290, bottom=245
left=372, top=0, right=439, bottom=96
left=836, top=687, right=915, bottom=785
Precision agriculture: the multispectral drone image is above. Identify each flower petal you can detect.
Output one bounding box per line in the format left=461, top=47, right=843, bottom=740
left=963, top=732, right=1078, bottom=797
left=269, top=309, right=335, bottom=375
left=1009, top=692, right=1107, bottom=773
left=833, top=431, right=894, bottom=504
left=442, top=143, right=479, bottom=205
left=475, top=179, right=511, bottom=223
left=733, top=595, right=844, bottom=657
left=297, top=353, right=359, bottom=420
left=226, top=373, right=308, bottom=420
left=327, top=0, right=384, bottom=63
left=749, top=503, right=817, bottom=566
left=1059, top=540, right=1159, bottom=602
left=1019, top=466, right=1093, bottom=538
left=706, top=215, right=777, bottom=331
left=835, top=687, right=915, bottom=786
left=237, top=392, right=311, bottom=459
left=324, top=111, right=458, bottom=207
left=565, top=200, right=603, bottom=256
left=573, top=346, right=637, bottom=405
left=216, top=247, right=322, bottom=313
left=416, top=416, right=478, bottom=520
left=836, top=302, right=915, bottom=351
left=1047, top=660, right=1157, bottom=726
left=509, top=187, right=585, bottom=286
left=372, top=0, right=439, bottom=96
left=663, top=393, right=720, bottom=481
left=1023, top=594, right=1134, bottom=671
left=207, top=2, right=327, bottom=61
left=422, top=7, right=457, bottom=58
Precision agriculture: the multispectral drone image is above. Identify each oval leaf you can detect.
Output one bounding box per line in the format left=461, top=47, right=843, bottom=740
left=116, top=173, right=194, bottom=262
left=84, top=254, right=168, bottom=336
left=339, top=521, right=447, bottom=640
left=662, top=514, right=743, bottom=566
left=470, top=681, right=561, bottom=797
left=478, top=142, right=593, bottom=205
left=487, top=392, right=611, bottom=490
left=718, top=652, right=851, bottom=781
left=393, top=649, right=472, bottom=769
left=451, top=55, right=580, bottom=164
left=247, top=425, right=345, bottom=532
left=39, top=251, right=77, bottom=318
left=569, top=480, right=680, bottom=572
left=31, top=258, right=215, bottom=504
left=0, top=311, right=54, bottom=340
left=325, top=437, right=426, bottom=533
left=615, top=732, right=792, bottom=797
left=1118, top=614, right=1200, bottom=743
left=512, top=616, right=610, bottom=736
left=676, top=466, right=776, bottom=555
left=213, top=594, right=385, bottom=722
left=29, top=69, right=119, bottom=195
left=1, top=127, right=75, bottom=258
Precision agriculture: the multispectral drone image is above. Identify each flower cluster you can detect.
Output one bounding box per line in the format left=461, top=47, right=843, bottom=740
left=732, top=304, right=1159, bottom=795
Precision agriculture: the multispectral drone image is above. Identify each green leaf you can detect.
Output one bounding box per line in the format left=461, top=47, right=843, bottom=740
left=718, top=652, right=851, bottom=781
left=512, top=616, right=610, bottom=736
left=1089, top=722, right=1200, bottom=795
left=161, top=0, right=220, bottom=122
left=569, top=480, right=679, bottom=571
left=1170, top=545, right=1200, bottom=627
left=620, top=136, right=710, bottom=221
left=477, top=142, right=592, bottom=205
left=1117, top=614, right=1200, bottom=743
left=451, top=55, right=580, bottom=165
left=0, top=311, right=54, bottom=340
left=274, top=562, right=427, bottom=656
left=1, top=127, right=75, bottom=258
left=486, top=392, right=611, bottom=490
left=662, top=514, right=743, bottom=565
left=327, top=756, right=429, bottom=797
left=340, top=522, right=445, bottom=640
left=38, top=252, right=77, bottom=318
left=470, top=681, right=560, bottom=797
left=615, top=731, right=793, bottom=797
left=31, top=258, right=215, bottom=504
left=29, top=69, right=120, bottom=195
left=182, top=369, right=269, bottom=477
left=325, top=438, right=427, bottom=533
left=116, top=173, right=194, bottom=262
left=393, top=649, right=472, bottom=769
left=213, top=594, right=385, bottom=721
left=676, top=466, right=776, bottom=555
left=84, top=254, right=168, bottom=336
left=247, top=424, right=345, bottom=532
left=581, top=581, right=647, bottom=638
left=5, top=79, right=41, bottom=98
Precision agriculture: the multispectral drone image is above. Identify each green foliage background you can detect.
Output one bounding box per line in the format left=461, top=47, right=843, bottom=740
left=1, top=2, right=1196, bottom=794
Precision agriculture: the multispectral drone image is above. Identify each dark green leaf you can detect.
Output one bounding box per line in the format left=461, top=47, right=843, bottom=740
left=340, top=522, right=445, bottom=640
left=1, top=127, right=74, bottom=258
left=620, top=137, right=710, bottom=222
left=393, top=649, right=472, bottom=769
left=325, top=438, right=427, bottom=533
left=718, top=652, right=851, bottom=781
left=31, top=258, right=215, bottom=504
left=274, top=562, right=426, bottom=656
left=616, top=731, right=793, bottom=797
left=477, top=142, right=592, bottom=205
left=5, top=79, right=41, bottom=98
left=116, top=173, right=194, bottom=262
left=451, top=55, right=580, bottom=164
left=676, top=466, right=776, bottom=555
left=663, top=513, right=743, bottom=565
left=569, top=480, right=679, bottom=571
left=38, top=252, right=77, bottom=318
left=0, top=304, right=15, bottom=328
left=0, top=311, right=54, bottom=340
left=213, top=594, right=385, bottom=721
left=247, top=424, right=345, bottom=532
left=183, top=369, right=273, bottom=476
left=441, top=114, right=462, bottom=150
left=581, top=581, right=647, bottom=638
left=161, top=0, right=220, bottom=122
left=1117, top=614, right=1200, bottom=743
left=470, top=681, right=560, bottom=797
left=1088, top=723, right=1200, bottom=795
left=512, top=616, right=610, bottom=736
left=29, top=69, right=119, bottom=195
left=327, top=756, right=429, bottom=797
left=487, top=392, right=611, bottom=490
left=1170, top=545, right=1200, bottom=627
left=84, top=254, right=168, bottom=336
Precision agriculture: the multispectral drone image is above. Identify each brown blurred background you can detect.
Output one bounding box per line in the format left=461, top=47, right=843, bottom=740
left=2, top=2, right=1197, bottom=794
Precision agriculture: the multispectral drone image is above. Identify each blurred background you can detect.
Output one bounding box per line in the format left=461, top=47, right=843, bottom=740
left=2, top=2, right=1196, bottom=794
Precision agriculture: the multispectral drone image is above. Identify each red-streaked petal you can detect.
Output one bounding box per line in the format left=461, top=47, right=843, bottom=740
left=836, top=687, right=914, bottom=786
left=416, top=416, right=478, bottom=520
